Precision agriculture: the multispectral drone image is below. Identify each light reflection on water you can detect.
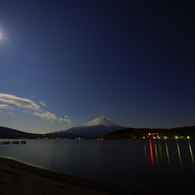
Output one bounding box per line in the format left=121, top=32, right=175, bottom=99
left=188, top=139, right=195, bottom=170
left=148, top=139, right=154, bottom=167
left=165, top=139, right=171, bottom=167
left=147, top=139, right=195, bottom=174
left=176, top=139, right=183, bottom=171
left=0, top=139, right=195, bottom=194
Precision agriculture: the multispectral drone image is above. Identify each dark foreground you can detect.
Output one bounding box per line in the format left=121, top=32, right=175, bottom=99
left=0, top=157, right=153, bottom=195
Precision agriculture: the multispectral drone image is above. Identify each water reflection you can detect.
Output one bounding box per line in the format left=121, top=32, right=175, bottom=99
left=176, top=139, right=183, bottom=171
left=146, top=139, right=195, bottom=173
left=157, top=142, right=163, bottom=161
left=154, top=140, right=159, bottom=167
left=188, top=139, right=195, bottom=171
left=148, top=139, right=154, bottom=167
left=143, top=140, right=147, bottom=164
left=164, top=139, right=171, bottom=167
left=0, top=139, right=195, bottom=194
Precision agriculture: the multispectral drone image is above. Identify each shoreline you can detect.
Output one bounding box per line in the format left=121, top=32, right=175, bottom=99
left=0, top=157, right=153, bottom=195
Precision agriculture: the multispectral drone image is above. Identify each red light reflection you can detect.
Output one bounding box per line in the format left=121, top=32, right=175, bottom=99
left=149, top=139, right=154, bottom=166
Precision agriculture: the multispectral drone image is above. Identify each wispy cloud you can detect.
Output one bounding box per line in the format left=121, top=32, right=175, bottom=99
left=39, top=101, right=47, bottom=107
left=0, top=104, right=15, bottom=110
left=0, top=93, right=40, bottom=111
left=0, top=93, right=71, bottom=124
left=58, top=116, right=71, bottom=124
left=23, top=111, right=30, bottom=114
left=32, top=111, right=57, bottom=122
left=32, top=112, right=71, bottom=124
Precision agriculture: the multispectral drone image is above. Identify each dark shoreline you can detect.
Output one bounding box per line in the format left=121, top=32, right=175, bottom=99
left=0, top=157, right=154, bottom=195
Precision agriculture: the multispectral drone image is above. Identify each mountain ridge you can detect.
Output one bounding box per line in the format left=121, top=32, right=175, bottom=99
left=0, top=126, right=43, bottom=139
left=51, top=116, right=125, bottom=138
left=1, top=116, right=195, bottom=139
left=76, top=116, right=124, bottom=128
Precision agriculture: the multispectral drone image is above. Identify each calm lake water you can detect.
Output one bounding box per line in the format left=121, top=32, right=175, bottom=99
left=0, top=139, right=195, bottom=194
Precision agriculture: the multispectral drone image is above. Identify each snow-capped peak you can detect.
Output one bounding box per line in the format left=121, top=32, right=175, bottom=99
left=77, top=116, right=123, bottom=127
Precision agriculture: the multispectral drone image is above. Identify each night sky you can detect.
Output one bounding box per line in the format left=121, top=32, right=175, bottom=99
left=0, top=0, right=194, bottom=133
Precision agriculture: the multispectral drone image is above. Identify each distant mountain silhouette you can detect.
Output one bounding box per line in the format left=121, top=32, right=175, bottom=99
left=103, top=126, right=195, bottom=139
left=0, top=126, right=43, bottom=139
left=48, top=116, right=125, bottom=138
left=1, top=120, right=195, bottom=139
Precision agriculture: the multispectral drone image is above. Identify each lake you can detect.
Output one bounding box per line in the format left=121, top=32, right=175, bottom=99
left=0, top=139, right=195, bottom=194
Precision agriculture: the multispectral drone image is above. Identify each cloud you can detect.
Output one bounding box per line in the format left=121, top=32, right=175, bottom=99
left=33, top=111, right=71, bottom=124
left=58, top=116, right=71, bottom=124
left=0, top=104, right=15, bottom=110
left=0, top=93, right=71, bottom=124
left=23, top=111, right=30, bottom=114
left=39, top=101, right=47, bottom=107
left=33, top=111, right=58, bottom=122
left=0, top=93, right=40, bottom=111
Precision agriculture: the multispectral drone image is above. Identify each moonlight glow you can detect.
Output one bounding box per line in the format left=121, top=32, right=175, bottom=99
left=0, top=31, right=4, bottom=40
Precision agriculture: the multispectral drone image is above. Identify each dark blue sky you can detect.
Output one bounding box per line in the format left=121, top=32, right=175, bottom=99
left=0, top=0, right=194, bottom=133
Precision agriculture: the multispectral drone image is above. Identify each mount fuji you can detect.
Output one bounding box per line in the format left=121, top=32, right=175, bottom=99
left=51, top=116, right=125, bottom=138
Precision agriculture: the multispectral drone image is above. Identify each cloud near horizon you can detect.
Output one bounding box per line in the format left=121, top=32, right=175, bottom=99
left=33, top=111, right=57, bottom=122
left=0, top=93, right=71, bottom=124
left=33, top=111, right=71, bottom=123
left=58, top=116, right=71, bottom=123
